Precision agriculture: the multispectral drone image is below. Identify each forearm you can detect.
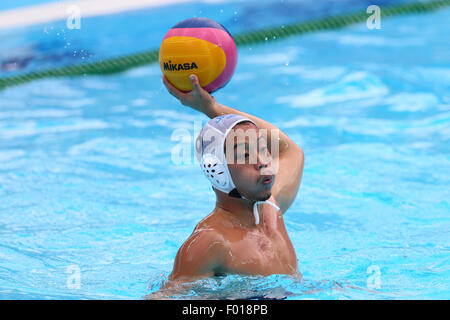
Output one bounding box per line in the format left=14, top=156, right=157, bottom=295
left=162, top=74, right=300, bottom=156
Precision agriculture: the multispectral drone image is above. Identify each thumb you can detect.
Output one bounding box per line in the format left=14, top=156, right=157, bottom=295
left=189, top=74, right=203, bottom=93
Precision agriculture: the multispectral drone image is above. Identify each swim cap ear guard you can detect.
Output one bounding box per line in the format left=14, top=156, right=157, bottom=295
left=196, top=114, right=280, bottom=225
left=200, top=154, right=231, bottom=191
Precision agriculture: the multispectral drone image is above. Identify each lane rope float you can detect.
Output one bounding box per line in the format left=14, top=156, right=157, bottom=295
left=0, top=0, right=449, bottom=91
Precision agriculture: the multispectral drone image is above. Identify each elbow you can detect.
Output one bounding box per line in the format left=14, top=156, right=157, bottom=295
left=297, top=146, right=305, bottom=180
left=296, top=145, right=304, bottom=166
left=298, top=145, right=304, bottom=159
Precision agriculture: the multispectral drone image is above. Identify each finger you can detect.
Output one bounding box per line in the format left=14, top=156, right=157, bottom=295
left=162, top=75, right=187, bottom=100
left=189, top=74, right=203, bottom=94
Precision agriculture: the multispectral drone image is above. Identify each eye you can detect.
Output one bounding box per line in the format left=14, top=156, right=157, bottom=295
left=235, top=150, right=249, bottom=160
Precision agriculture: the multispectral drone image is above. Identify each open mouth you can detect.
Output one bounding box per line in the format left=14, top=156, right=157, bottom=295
left=261, top=176, right=273, bottom=185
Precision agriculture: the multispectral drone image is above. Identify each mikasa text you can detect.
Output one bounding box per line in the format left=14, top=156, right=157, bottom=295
left=163, top=60, right=199, bottom=71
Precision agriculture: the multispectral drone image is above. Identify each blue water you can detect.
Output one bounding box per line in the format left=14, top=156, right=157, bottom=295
left=0, top=0, right=426, bottom=76
left=0, top=1, right=449, bottom=299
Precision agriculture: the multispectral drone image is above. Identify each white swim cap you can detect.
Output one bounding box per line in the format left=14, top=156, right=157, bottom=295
left=195, top=114, right=255, bottom=196
left=195, top=114, right=280, bottom=225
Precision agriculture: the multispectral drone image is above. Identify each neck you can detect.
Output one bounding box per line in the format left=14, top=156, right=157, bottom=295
left=214, top=189, right=258, bottom=227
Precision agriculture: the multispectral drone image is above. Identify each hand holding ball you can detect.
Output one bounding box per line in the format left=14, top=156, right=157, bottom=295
left=159, top=17, right=237, bottom=93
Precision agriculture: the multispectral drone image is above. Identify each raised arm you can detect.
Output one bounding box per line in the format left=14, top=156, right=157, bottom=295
left=162, top=75, right=304, bottom=213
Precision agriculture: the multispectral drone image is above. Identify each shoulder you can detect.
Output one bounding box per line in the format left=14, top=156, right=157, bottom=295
left=170, top=226, right=228, bottom=280
left=178, top=225, right=228, bottom=262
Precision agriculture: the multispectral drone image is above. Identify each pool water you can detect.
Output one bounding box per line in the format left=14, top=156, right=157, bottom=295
left=0, top=1, right=449, bottom=299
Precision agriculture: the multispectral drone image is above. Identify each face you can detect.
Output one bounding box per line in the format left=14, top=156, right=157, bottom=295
left=224, top=122, right=275, bottom=201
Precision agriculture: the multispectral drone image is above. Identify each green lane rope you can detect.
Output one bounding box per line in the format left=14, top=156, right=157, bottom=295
left=0, top=0, right=449, bottom=91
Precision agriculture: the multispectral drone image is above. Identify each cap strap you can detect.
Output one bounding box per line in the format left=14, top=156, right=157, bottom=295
left=253, top=200, right=280, bottom=225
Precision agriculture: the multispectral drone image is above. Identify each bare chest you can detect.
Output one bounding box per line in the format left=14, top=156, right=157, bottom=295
left=221, top=218, right=298, bottom=276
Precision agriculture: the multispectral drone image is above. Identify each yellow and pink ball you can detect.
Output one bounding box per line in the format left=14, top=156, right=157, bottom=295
left=159, top=17, right=238, bottom=93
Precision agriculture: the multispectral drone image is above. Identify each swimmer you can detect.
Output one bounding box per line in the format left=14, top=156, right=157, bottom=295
left=152, top=74, right=304, bottom=297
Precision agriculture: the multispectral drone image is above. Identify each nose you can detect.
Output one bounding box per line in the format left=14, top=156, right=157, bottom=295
left=256, top=151, right=272, bottom=172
